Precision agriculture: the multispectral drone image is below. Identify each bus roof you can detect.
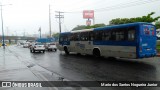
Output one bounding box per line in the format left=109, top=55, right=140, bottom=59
left=71, top=29, right=93, bottom=33
left=60, top=32, right=70, bottom=34
left=94, top=22, right=153, bottom=31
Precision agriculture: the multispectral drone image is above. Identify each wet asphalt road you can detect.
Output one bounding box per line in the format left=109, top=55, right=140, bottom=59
left=3, top=45, right=160, bottom=90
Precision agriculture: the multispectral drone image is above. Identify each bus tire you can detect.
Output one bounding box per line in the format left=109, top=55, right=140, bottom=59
left=93, top=48, right=101, bottom=57
left=64, top=47, right=69, bottom=55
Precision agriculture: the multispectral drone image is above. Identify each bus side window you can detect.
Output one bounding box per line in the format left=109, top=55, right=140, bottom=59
left=72, top=33, right=75, bottom=41
left=85, top=32, right=89, bottom=41
left=101, top=30, right=109, bottom=41
left=60, top=35, right=65, bottom=42
left=80, top=32, right=84, bottom=41
left=73, top=33, right=79, bottom=41
left=128, top=29, right=135, bottom=41
left=97, top=31, right=102, bottom=40
left=93, top=31, right=103, bottom=40
left=66, top=35, right=69, bottom=41
left=80, top=32, right=88, bottom=41
left=59, top=36, right=63, bottom=42
left=89, top=31, right=93, bottom=41
left=70, top=34, right=73, bottom=41
left=107, top=31, right=111, bottom=40
left=111, top=30, right=116, bottom=41
left=102, top=30, right=106, bottom=40
left=124, top=28, right=128, bottom=41
left=115, top=28, right=125, bottom=41
left=64, top=36, right=67, bottom=41
left=94, top=31, right=98, bottom=40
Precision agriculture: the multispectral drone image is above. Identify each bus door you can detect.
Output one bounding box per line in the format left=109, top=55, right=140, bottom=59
left=70, top=33, right=79, bottom=52
left=139, top=24, right=157, bottom=58
left=77, top=32, right=93, bottom=54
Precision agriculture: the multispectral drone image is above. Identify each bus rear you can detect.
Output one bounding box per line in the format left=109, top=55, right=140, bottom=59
left=138, top=24, right=157, bottom=58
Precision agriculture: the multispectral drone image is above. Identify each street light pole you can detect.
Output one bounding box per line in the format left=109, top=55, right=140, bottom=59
left=1, top=4, right=5, bottom=49
left=49, top=4, right=52, bottom=37
left=0, top=4, right=12, bottom=49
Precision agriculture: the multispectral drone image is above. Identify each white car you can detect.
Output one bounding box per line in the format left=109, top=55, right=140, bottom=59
left=30, top=42, right=45, bottom=53
left=23, top=42, right=30, bottom=48
left=45, top=43, right=57, bottom=51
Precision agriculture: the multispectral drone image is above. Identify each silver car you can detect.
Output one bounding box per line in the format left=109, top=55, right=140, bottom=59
left=30, top=42, right=45, bottom=53
left=45, top=43, right=57, bottom=51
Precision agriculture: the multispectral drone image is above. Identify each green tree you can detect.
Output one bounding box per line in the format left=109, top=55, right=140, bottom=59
left=109, top=12, right=160, bottom=25
left=72, top=25, right=86, bottom=31
left=155, top=21, right=160, bottom=29
left=85, top=23, right=106, bottom=29
left=52, top=33, right=59, bottom=41
left=72, top=23, right=106, bottom=31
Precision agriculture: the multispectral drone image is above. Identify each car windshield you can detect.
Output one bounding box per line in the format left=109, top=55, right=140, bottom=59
left=35, top=43, right=43, bottom=45
left=50, top=43, right=55, bottom=45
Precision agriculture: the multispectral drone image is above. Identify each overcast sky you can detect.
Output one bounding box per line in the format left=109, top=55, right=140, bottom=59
left=0, top=0, right=160, bottom=36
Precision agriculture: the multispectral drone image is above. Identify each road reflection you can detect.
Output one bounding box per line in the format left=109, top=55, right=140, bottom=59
left=58, top=53, right=157, bottom=81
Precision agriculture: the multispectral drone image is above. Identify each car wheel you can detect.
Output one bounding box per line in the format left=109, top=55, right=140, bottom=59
left=43, top=50, right=45, bottom=53
left=30, top=49, right=32, bottom=53
left=33, top=50, right=35, bottom=53
left=54, top=49, right=57, bottom=52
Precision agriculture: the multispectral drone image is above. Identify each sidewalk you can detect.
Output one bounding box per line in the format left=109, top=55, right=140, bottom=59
left=0, top=47, right=41, bottom=81
left=0, top=47, right=52, bottom=90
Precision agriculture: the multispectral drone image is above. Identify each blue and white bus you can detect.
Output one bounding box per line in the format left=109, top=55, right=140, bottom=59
left=57, top=22, right=157, bottom=59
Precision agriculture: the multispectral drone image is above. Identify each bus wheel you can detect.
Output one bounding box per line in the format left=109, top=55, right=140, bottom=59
left=64, top=47, right=69, bottom=55
left=93, top=49, right=101, bottom=57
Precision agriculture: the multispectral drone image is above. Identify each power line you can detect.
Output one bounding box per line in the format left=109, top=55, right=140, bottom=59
left=95, top=0, right=160, bottom=12
left=93, top=0, right=145, bottom=11
left=62, top=0, right=160, bottom=13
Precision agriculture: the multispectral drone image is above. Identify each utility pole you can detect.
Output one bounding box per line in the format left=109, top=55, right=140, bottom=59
left=55, top=11, right=64, bottom=33
left=49, top=4, right=52, bottom=37
left=39, top=27, right=41, bottom=38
